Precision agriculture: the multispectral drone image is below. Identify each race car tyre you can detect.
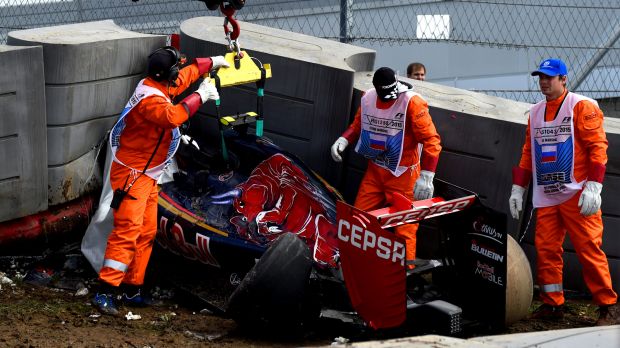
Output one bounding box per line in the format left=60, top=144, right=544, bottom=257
left=227, top=232, right=313, bottom=332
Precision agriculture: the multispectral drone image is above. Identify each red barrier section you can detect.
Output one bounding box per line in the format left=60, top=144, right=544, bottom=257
left=0, top=194, right=96, bottom=247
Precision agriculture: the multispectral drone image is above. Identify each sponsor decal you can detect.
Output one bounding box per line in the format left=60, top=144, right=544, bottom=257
left=158, top=216, right=219, bottom=267
left=584, top=112, right=597, bottom=121
left=338, top=219, right=405, bottom=265
left=129, top=92, right=146, bottom=106
left=474, top=260, right=503, bottom=286
left=336, top=201, right=407, bottom=329
left=379, top=195, right=475, bottom=228
left=540, top=172, right=566, bottom=182
left=543, top=182, right=567, bottom=194
left=472, top=219, right=504, bottom=244
left=413, top=110, right=427, bottom=120
left=217, top=153, right=338, bottom=267
left=470, top=240, right=504, bottom=263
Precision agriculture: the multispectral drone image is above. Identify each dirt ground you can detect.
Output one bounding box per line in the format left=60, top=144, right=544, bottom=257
left=0, top=249, right=340, bottom=348
left=0, top=248, right=602, bottom=348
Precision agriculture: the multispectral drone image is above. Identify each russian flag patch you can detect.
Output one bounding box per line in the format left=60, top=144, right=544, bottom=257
left=541, top=145, right=557, bottom=163
left=369, top=133, right=387, bottom=151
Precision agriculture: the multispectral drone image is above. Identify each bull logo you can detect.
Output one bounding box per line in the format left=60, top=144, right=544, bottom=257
left=211, top=154, right=339, bottom=267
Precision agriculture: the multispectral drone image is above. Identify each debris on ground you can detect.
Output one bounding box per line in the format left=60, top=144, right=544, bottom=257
left=125, top=311, right=142, bottom=321
left=0, top=272, right=14, bottom=288
left=0, top=243, right=607, bottom=347
left=75, top=287, right=89, bottom=296
left=332, top=336, right=350, bottom=345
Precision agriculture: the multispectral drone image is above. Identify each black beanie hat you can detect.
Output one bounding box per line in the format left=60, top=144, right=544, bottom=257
left=373, top=67, right=398, bottom=101
left=147, top=48, right=178, bottom=82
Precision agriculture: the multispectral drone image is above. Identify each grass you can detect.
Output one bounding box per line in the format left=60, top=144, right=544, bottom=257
left=0, top=286, right=90, bottom=318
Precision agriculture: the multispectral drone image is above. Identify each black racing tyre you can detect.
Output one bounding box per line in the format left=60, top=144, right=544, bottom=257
left=227, top=232, right=313, bottom=331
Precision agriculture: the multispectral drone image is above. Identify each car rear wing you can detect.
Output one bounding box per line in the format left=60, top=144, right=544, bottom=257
left=367, top=193, right=477, bottom=229
left=337, top=179, right=507, bottom=331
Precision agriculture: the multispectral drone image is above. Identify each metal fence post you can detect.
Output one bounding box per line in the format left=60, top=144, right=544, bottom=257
left=340, top=0, right=353, bottom=43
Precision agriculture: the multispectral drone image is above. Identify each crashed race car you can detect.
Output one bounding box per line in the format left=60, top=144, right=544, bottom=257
left=159, top=144, right=531, bottom=334
left=154, top=16, right=531, bottom=333
left=157, top=98, right=532, bottom=336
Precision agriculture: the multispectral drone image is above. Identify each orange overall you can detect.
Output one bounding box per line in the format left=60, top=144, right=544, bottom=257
left=99, top=59, right=212, bottom=286
left=343, top=94, right=442, bottom=265
left=513, top=88, right=617, bottom=306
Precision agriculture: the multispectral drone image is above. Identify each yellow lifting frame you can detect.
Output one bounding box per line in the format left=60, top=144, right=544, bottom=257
left=209, top=51, right=272, bottom=87
left=220, top=111, right=258, bottom=126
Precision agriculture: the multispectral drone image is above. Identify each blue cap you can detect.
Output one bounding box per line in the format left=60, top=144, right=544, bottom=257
left=531, top=58, right=568, bottom=77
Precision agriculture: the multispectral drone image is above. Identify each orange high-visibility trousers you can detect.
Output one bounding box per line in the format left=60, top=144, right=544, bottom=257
left=354, top=162, right=419, bottom=265
left=535, top=191, right=617, bottom=306
left=99, top=162, right=159, bottom=286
